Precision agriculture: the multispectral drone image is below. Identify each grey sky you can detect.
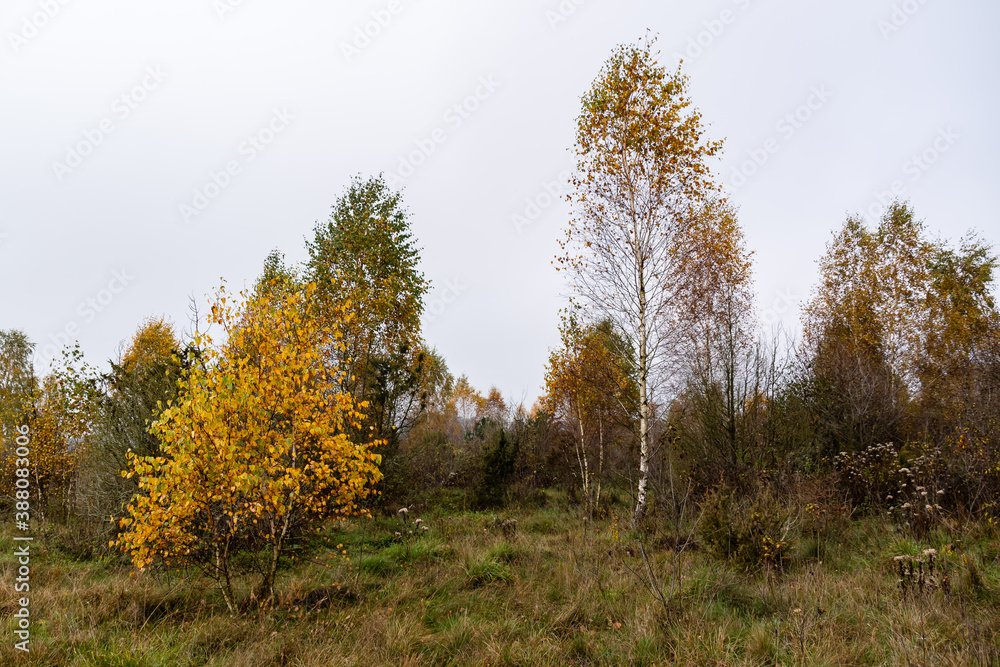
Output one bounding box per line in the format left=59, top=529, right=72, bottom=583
left=2, top=0, right=997, bottom=404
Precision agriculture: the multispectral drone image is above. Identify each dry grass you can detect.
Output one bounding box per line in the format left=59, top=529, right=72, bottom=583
left=1, top=490, right=999, bottom=665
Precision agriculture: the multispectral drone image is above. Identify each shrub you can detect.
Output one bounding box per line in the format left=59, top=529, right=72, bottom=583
left=833, top=442, right=901, bottom=511
left=473, top=429, right=519, bottom=509
left=699, top=484, right=793, bottom=571
left=887, top=445, right=952, bottom=537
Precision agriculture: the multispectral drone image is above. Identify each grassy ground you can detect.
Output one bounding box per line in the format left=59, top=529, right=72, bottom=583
left=2, top=490, right=1000, bottom=666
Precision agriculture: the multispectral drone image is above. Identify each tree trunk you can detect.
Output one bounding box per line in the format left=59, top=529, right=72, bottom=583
left=216, top=543, right=236, bottom=614
left=596, top=410, right=604, bottom=512
left=725, top=300, right=738, bottom=468
left=258, top=513, right=291, bottom=608
left=635, top=285, right=650, bottom=525
left=575, top=400, right=590, bottom=513
left=261, top=538, right=281, bottom=606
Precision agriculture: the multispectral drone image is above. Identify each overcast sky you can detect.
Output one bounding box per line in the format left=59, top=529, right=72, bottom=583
left=2, top=0, right=997, bottom=403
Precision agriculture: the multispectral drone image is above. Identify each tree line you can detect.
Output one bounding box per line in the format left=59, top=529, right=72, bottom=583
left=1, top=37, right=997, bottom=608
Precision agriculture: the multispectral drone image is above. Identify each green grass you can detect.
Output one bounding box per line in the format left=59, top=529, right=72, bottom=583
left=2, top=501, right=1000, bottom=665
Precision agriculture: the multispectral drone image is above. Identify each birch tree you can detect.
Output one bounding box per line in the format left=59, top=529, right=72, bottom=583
left=0, top=330, right=36, bottom=441
left=543, top=313, right=637, bottom=514
left=115, top=282, right=382, bottom=611
left=557, top=38, right=722, bottom=522
left=306, top=175, right=430, bottom=453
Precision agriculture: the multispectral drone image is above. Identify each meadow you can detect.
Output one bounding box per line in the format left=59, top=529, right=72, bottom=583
left=4, top=488, right=999, bottom=666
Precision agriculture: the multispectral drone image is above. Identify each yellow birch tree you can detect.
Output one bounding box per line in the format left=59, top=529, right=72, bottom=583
left=115, top=282, right=382, bottom=611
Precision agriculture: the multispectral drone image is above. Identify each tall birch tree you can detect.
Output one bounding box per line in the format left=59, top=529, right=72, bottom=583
left=557, top=38, right=722, bottom=522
